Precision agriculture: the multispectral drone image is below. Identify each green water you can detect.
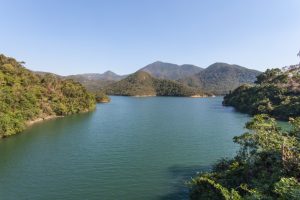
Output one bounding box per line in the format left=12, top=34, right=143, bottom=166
left=0, top=96, right=250, bottom=200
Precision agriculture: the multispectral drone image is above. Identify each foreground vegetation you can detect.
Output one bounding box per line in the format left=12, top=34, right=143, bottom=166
left=223, top=66, right=300, bottom=120
left=190, top=114, right=300, bottom=199
left=0, top=54, right=96, bottom=138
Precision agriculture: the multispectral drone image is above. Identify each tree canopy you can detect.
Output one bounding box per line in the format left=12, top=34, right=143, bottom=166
left=223, top=66, right=300, bottom=120
left=190, top=114, right=300, bottom=199
left=0, top=54, right=96, bottom=138
left=105, top=71, right=208, bottom=97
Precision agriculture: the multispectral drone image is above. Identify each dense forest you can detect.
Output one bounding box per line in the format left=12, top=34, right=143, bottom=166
left=105, top=71, right=208, bottom=97
left=181, top=63, right=261, bottom=95
left=0, top=54, right=96, bottom=138
left=190, top=114, right=300, bottom=199
left=223, top=66, right=300, bottom=120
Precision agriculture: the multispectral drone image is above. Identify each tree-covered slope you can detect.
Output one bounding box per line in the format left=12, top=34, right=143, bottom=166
left=181, top=63, right=261, bottom=95
left=223, top=66, right=300, bottom=120
left=105, top=71, right=207, bottom=97
left=139, top=61, right=203, bottom=80
left=190, top=114, right=300, bottom=199
left=0, top=54, right=96, bottom=138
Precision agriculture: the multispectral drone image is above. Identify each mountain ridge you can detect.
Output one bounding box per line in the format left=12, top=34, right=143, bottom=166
left=34, top=61, right=261, bottom=95
left=181, top=62, right=261, bottom=95
left=105, top=71, right=209, bottom=97
left=139, top=61, right=203, bottom=80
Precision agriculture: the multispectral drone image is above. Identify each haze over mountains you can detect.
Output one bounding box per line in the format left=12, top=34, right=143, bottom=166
left=64, top=71, right=127, bottom=91
left=34, top=61, right=261, bottom=95
left=67, top=71, right=126, bottom=81
left=139, top=61, right=203, bottom=80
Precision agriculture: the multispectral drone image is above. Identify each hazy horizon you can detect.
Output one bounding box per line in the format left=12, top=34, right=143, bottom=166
left=1, top=0, right=299, bottom=75
left=31, top=60, right=263, bottom=76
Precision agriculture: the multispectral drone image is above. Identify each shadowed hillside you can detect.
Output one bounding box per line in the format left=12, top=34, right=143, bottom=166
left=181, top=62, right=261, bottom=95
left=105, top=71, right=208, bottom=97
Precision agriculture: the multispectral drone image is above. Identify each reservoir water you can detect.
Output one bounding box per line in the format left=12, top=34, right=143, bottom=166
left=0, top=96, right=250, bottom=200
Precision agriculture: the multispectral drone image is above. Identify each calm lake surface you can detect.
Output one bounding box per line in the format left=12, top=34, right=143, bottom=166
left=0, top=96, right=250, bottom=200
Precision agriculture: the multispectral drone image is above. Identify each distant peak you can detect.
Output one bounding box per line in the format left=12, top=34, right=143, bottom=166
left=211, top=62, right=229, bottom=66
left=150, top=61, right=164, bottom=65
left=103, top=70, right=117, bottom=75
left=207, top=62, right=234, bottom=68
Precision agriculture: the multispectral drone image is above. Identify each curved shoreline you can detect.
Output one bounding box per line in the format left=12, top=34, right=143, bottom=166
left=26, top=115, right=64, bottom=127
left=133, top=95, right=157, bottom=97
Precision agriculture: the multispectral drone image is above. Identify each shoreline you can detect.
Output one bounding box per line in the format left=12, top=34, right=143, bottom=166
left=133, top=95, right=157, bottom=97
left=26, top=115, right=64, bottom=127
left=97, top=99, right=111, bottom=103
left=111, top=94, right=218, bottom=98
left=0, top=109, right=96, bottom=140
left=190, top=95, right=209, bottom=98
left=0, top=115, right=63, bottom=140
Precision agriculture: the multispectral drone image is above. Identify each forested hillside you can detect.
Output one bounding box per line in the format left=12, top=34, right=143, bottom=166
left=190, top=114, right=300, bottom=199
left=181, top=63, right=261, bottom=95
left=0, top=54, right=96, bottom=138
left=105, top=71, right=208, bottom=97
left=223, top=65, right=300, bottom=120
left=43, top=61, right=261, bottom=96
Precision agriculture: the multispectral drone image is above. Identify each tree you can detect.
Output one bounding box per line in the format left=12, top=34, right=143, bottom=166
left=190, top=114, right=300, bottom=199
left=0, top=54, right=96, bottom=138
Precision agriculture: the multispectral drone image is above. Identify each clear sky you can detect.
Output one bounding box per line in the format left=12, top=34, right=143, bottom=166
left=0, top=0, right=299, bottom=75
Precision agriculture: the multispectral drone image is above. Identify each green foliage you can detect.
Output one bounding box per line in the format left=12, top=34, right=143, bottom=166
left=274, top=178, right=300, bottom=199
left=190, top=115, right=300, bottom=199
left=223, top=66, right=300, bottom=120
left=105, top=71, right=207, bottom=97
left=0, top=54, right=96, bottom=138
left=182, top=62, right=261, bottom=95
left=255, top=68, right=282, bottom=84
left=190, top=177, right=242, bottom=200
left=95, top=91, right=111, bottom=103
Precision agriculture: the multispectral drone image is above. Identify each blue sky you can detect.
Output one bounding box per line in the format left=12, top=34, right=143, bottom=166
left=0, top=0, right=299, bottom=75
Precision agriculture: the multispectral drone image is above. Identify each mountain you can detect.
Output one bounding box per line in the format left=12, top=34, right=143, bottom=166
left=34, top=62, right=261, bottom=95
left=0, top=54, right=96, bottom=138
left=181, top=62, right=261, bottom=95
left=34, top=71, right=62, bottom=78
left=67, top=71, right=125, bottom=81
left=64, top=71, right=127, bottom=92
left=105, top=71, right=208, bottom=97
left=139, top=61, right=203, bottom=80
left=223, top=65, right=300, bottom=120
